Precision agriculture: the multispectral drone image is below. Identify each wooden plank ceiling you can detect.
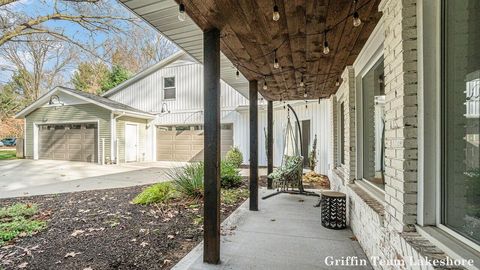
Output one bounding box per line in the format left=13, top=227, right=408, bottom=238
left=175, top=0, right=382, bottom=100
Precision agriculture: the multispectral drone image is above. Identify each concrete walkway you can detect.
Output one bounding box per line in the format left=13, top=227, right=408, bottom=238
left=173, top=189, right=372, bottom=270
left=0, top=160, right=185, bottom=198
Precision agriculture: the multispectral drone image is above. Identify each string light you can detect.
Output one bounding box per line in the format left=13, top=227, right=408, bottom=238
left=230, top=0, right=372, bottom=92
left=299, top=74, right=305, bottom=87
left=273, top=3, right=280, bottom=21
left=305, top=100, right=308, bottom=109
left=353, top=0, right=362, bottom=27
left=273, top=50, right=280, bottom=69
left=323, top=31, right=330, bottom=55
left=236, top=69, right=240, bottom=79
left=178, top=3, right=186, bottom=21
left=263, top=80, right=268, bottom=90
left=303, top=91, right=307, bottom=98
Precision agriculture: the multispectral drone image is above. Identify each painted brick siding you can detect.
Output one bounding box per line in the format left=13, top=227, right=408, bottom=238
left=334, top=66, right=356, bottom=183
left=25, top=104, right=112, bottom=162
left=381, top=0, right=418, bottom=233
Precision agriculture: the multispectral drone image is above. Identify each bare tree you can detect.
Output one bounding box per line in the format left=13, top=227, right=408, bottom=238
left=1, top=34, right=77, bottom=100
left=0, top=0, right=138, bottom=56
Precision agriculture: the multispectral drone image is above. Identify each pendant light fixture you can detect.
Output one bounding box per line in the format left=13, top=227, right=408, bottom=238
left=178, top=3, right=186, bottom=21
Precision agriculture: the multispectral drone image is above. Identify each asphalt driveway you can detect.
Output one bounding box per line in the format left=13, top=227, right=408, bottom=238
left=0, top=159, right=186, bottom=198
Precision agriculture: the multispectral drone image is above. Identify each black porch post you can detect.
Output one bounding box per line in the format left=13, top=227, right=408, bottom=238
left=203, top=27, right=221, bottom=264
left=249, top=80, right=258, bottom=211
left=267, top=100, right=273, bottom=189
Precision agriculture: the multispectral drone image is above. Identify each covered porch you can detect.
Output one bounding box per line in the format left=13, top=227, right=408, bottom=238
left=118, top=0, right=384, bottom=267
left=173, top=189, right=372, bottom=270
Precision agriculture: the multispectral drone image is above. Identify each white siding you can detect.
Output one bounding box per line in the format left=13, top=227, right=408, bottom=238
left=108, top=59, right=248, bottom=114
left=233, top=99, right=332, bottom=175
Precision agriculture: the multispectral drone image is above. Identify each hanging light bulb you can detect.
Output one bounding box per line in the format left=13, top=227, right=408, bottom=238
left=352, top=0, right=361, bottom=27
left=283, top=100, right=286, bottom=110
left=178, top=3, right=186, bottom=21
left=323, top=32, right=330, bottom=55
left=263, top=80, right=268, bottom=90
left=236, top=69, right=240, bottom=79
left=299, top=75, right=305, bottom=87
left=353, top=11, right=361, bottom=27
left=273, top=4, right=280, bottom=21
left=305, top=100, right=308, bottom=109
left=303, top=91, right=307, bottom=98
left=335, top=78, right=340, bottom=86
left=273, top=51, right=280, bottom=69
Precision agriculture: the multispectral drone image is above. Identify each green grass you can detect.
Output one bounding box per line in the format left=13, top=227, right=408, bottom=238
left=0, top=203, right=46, bottom=245
left=132, top=182, right=178, bottom=205
left=0, top=150, right=16, bottom=160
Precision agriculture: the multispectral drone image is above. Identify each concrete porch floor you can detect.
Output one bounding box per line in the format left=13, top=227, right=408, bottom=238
left=173, top=188, right=372, bottom=270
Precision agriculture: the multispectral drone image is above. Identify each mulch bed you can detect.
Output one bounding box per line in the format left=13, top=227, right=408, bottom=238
left=0, top=185, right=247, bottom=270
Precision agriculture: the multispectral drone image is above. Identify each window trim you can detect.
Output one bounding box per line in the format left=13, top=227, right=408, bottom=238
left=417, top=0, right=480, bottom=253
left=163, top=76, right=176, bottom=100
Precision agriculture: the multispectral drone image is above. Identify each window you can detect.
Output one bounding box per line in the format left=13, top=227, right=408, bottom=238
left=340, top=102, right=345, bottom=165
left=163, top=76, right=176, bottom=100
left=362, top=57, right=385, bottom=190
left=442, top=0, right=480, bottom=245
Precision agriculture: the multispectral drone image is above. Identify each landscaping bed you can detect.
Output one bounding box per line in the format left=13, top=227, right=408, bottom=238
left=0, top=184, right=248, bottom=270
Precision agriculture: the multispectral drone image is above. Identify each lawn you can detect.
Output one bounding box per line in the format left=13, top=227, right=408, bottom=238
left=0, top=150, right=16, bottom=160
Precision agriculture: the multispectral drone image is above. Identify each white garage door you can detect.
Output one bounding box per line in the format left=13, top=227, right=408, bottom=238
left=156, top=124, right=233, bottom=162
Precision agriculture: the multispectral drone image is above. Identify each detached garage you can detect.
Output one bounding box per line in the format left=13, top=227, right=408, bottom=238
left=156, top=124, right=233, bottom=162
left=16, top=87, right=154, bottom=164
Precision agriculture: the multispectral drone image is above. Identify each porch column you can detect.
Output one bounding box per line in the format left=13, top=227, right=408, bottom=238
left=203, top=27, right=221, bottom=264
left=267, top=100, right=273, bottom=189
left=249, top=80, right=258, bottom=211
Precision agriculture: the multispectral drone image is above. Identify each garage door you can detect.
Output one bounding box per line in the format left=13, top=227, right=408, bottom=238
left=156, top=125, right=233, bottom=162
left=39, top=123, right=98, bottom=162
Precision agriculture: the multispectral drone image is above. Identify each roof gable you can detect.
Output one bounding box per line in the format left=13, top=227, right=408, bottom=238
left=101, top=51, right=188, bottom=98
left=15, top=87, right=153, bottom=119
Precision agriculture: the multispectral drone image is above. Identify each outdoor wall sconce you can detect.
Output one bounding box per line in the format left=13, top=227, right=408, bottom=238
left=48, top=95, right=64, bottom=109
left=160, top=102, right=170, bottom=114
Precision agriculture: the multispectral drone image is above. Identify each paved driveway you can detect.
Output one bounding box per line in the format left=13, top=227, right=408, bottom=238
left=0, top=159, right=186, bottom=198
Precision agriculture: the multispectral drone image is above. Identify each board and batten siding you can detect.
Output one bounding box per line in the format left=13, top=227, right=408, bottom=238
left=25, top=104, right=112, bottom=162
left=107, top=60, right=248, bottom=116
left=115, top=116, right=148, bottom=163
left=234, top=99, right=332, bottom=175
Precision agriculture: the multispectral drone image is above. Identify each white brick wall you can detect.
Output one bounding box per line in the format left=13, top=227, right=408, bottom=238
left=327, top=0, right=467, bottom=268
left=334, top=66, right=356, bottom=184
left=381, top=0, right=418, bottom=233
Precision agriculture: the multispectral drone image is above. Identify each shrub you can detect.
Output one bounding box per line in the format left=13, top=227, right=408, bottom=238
left=168, top=162, right=204, bottom=198
left=225, top=146, right=243, bottom=168
left=220, top=161, right=243, bottom=189
left=132, top=182, right=177, bottom=205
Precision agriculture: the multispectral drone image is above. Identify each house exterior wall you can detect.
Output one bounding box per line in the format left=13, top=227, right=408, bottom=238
left=24, top=104, right=112, bottom=163
left=235, top=99, right=331, bottom=175
left=107, top=58, right=248, bottom=162
left=115, top=116, right=148, bottom=163
left=107, top=59, right=248, bottom=124
left=328, top=0, right=476, bottom=268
